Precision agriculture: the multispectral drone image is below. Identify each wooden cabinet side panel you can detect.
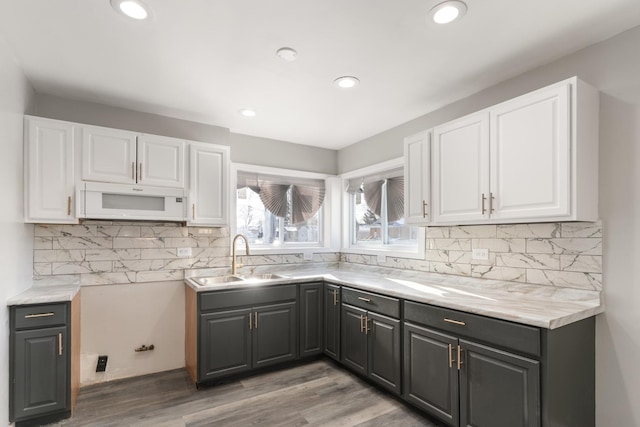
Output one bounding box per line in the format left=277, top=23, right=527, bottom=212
left=185, top=286, right=198, bottom=383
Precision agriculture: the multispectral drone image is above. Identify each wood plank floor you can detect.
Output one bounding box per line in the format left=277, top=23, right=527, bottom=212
left=50, top=360, right=440, bottom=427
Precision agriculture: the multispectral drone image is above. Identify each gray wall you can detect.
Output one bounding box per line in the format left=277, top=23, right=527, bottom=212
left=0, top=35, right=35, bottom=424
left=34, top=94, right=337, bottom=174
left=230, top=133, right=337, bottom=174
left=338, top=25, right=640, bottom=426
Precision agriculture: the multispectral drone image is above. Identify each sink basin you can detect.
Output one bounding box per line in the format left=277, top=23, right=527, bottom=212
left=239, top=273, right=285, bottom=281
left=190, top=273, right=285, bottom=286
left=192, top=276, right=244, bottom=286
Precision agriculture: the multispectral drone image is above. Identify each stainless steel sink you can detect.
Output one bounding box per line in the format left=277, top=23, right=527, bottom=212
left=192, top=276, right=245, bottom=286
left=190, top=273, right=285, bottom=286
left=239, top=273, right=285, bottom=281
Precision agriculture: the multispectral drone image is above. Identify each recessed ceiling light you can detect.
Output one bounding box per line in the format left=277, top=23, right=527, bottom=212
left=333, top=76, right=360, bottom=89
left=110, top=0, right=151, bottom=20
left=239, top=109, right=256, bottom=117
left=429, top=1, right=467, bottom=24
left=276, top=47, right=298, bottom=62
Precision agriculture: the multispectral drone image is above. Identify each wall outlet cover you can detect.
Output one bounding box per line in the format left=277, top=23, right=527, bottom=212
left=377, top=254, right=386, bottom=263
left=96, top=355, right=108, bottom=372
left=177, top=247, right=192, bottom=257
left=303, top=252, right=313, bottom=260
left=472, top=248, right=489, bottom=260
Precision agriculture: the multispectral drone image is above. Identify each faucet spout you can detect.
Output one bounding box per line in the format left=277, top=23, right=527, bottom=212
left=231, top=234, right=250, bottom=275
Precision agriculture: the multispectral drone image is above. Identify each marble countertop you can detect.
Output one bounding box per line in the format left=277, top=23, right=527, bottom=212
left=7, top=276, right=81, bottom=306
left=185, top=265, right=603, bottom=329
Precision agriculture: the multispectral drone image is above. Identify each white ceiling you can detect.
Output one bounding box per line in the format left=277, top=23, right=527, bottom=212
left=1, top=0, right=639, bottom=149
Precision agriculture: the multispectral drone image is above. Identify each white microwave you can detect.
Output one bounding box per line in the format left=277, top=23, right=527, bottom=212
left=78, top=182, right=187, bottom=221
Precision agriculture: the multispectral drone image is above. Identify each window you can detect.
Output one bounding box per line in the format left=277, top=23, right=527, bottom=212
left=235, top=170, right=325, bottom=248
left=343, top=160, right=423, bottom=257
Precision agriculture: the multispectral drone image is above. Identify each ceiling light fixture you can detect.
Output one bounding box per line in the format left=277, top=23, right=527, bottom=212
left=239, top=109, right=256, bottom=117
left=429, top=1, right=467, bottom=24
left=110, top=0, right=151, bottom=20
left=334, top=76, right=360, bottom=89
left=276, top=47, right=298, bottom=62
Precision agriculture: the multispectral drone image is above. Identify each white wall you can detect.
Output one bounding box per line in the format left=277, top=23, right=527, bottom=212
left=0, top=35, right=35, bottom=424
left=79, top=281, right=185, bottom=386
left=337, top=25, right=640, bottom=426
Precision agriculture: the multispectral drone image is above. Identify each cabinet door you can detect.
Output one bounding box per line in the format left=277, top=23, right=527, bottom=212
left=137, top=135, right=185, bottom=188
left=253, top=302, right=297, bottom=368
left=341, top=304, right=368, bottom=376
left=188, top=142, right=229, bottom=226
left=13, top=327, right=67, bottom=421
left=199, top=308, right=252, bottom=381
left=404, top=131, right=431, bottom=225
left=490, top=83, right=570, bottom=221
left=324, top=284, right=341, bottom=360
left=25, top=118, right=77, bottom=223
left=368, top=312, right=401, bottom=395
left=82, top=126, right=137, bottom=184
left=432, top=112, right=490, bottom=224
left=299, top=283, right=324, bottom=357
left=459, top=339, right=540, bottom=427
left=403, top=323, right=459, bottom=427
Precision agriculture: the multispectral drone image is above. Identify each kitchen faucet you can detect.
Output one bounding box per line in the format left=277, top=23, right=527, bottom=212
left=231, top=234, right=250, bottom=275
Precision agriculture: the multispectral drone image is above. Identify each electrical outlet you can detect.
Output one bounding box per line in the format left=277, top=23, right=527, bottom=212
left=303, top=252, right=313, bottom=261
left=472, top=248, right=489, bottom=260
left=198, top=228, right=212, bottom=234
left=96, top=355, right=108, bottom=372
left=377, top=254, right=386, bottom=263
left=177, top=247, right=192, bottom=257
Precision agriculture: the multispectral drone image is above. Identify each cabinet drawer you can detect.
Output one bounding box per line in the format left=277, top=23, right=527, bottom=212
left=200, top=285, right=297, bottom=312
left=342, top=287, right=400, bottom=318
left=404, top=301, right=540, bottom=357
left=14, top=304, right=67, bottom=330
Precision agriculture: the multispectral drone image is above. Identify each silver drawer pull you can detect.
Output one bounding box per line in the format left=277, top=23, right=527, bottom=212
left=357, top=297, right=372, bottom=303
left=25, top=312, right=55, bottom=319
left=444, top=318, right=466, bottom=326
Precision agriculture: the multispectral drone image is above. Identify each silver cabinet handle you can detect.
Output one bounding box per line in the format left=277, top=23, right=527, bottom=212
left=25, top=312, right=55, bottom=319
left=131, top=162, right=135, bottom=180
left=58, top=332, right=63, bottom=356
left=444, top=318, right=466, bottom=326
left=357, top=297, right=371, bottom=303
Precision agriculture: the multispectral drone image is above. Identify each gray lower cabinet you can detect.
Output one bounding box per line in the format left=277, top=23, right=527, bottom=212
left=193, top=285, right=298, bottom=384
left=299, top=282, right=324, bottom=357
left=323, top=283, right=340, bottom=360
left=341, top=287, right=402, bottom=395
left=404, top=300, right=595, bottom=427
left=10, top=301, right=78, bottom=425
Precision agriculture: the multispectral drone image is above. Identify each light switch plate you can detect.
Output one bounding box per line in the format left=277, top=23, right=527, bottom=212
left=177, top=247, right=192, bottom=257
left=303, top=252, right=313, bottom=261
left=472, top=248, right=489, bottom=260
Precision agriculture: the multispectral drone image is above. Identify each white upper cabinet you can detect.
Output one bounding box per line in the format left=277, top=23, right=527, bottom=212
left=137, top=135, right=185, bottom=188
left=404, top=131, right=432, bottom=225
left=489, top=83, right=571, bottom=221
left=82, top=126, right=185, bottom=188
left=24, top=116, right=78, bottom=223
left=428, top=77, right=598, bottom=225
left=432, top=111, right=490, bottom=224
left=82, top=125, right=137, bottom=184
left=188, top=142, right=229, bottom=226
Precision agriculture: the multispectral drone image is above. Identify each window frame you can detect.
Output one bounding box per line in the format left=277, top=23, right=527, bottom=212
left=232, top=163, right=340, bottom=255
left=341, top=158, right=425, bottom=259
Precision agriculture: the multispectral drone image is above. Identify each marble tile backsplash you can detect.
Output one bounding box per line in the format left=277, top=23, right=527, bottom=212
left=33, top=220, right=602, bottom=291
left=33, top=221, right=339, bottom=286
left=342, top=221, right=603, bottom=291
